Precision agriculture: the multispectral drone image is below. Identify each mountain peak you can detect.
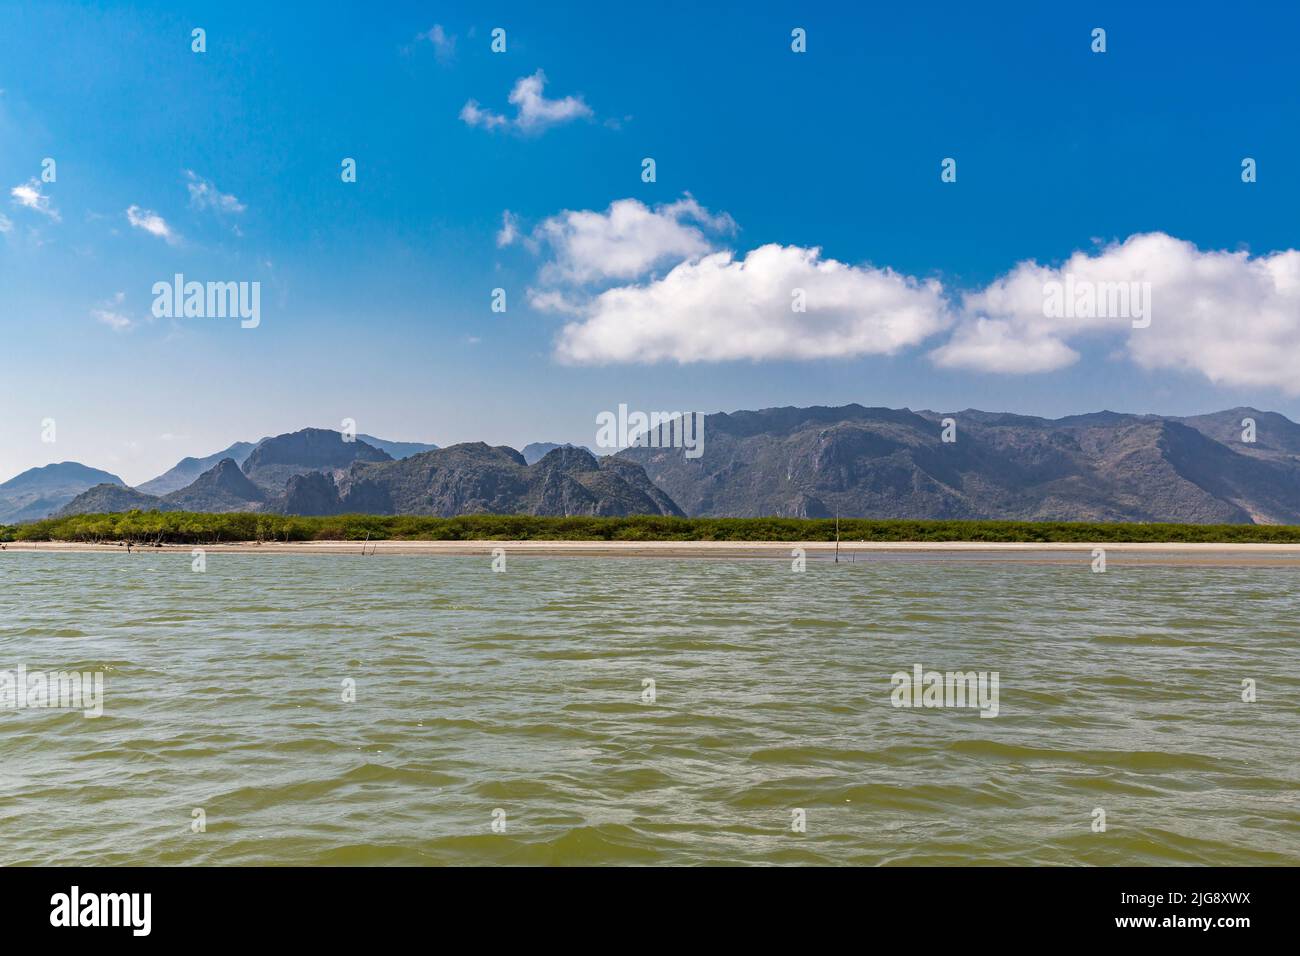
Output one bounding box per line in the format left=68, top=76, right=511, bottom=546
left=521, top=442, right=594, bottom=465
left=162, top=458, right=265, bottom=512
left=0, top=462, right=127, bottom=523
left=242, top=428, right=390, bottom=468
left=1, top=461, right=124, bottom=491
left=241, top=429, right=392, bottom=495
left=533, top=446, right=600, bottom=471
left=136, top=440, right=256, bottom=496
left=56, top=484, right=169, bottom=518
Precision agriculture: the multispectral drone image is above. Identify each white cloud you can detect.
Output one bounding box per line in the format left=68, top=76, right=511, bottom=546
left=496, top=210, right=520, bottom=248
left=528, top=288, right=585, bottom=315
left=509, top=70, right=592, bottom=131
left=523, top=200, right=1300, bottom=394
left=459, top=100, right=509, bottom=130
left=185, top=170, right=245, bottom=214
left=532, top=196, right=735, bottom=284
left=460, top=70, right=592, bottom=133
left=416, top=24, right=456, bottom=64
left=94, top=310, right=132, bottom=332
left=931, top=317, right=1079, bottom=373
left=0, top=213, right=11, bottom=233
left=10, top=178, right=59, bottom=221
left=530, top=196, right=944, bottom=365
left=932, top=232, right=1300, bottom=393
left=92, top=292, right=132, bottom=332
left=126, top=205, right=179, bottom=243
left=554, top=243, right=951, bottom=365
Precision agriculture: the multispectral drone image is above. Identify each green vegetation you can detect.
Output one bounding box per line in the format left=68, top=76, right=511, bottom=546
left=5, top=511, right=1300, bottom=544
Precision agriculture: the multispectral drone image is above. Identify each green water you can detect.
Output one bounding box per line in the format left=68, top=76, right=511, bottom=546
left=2, top=551, right=1297, bottom=865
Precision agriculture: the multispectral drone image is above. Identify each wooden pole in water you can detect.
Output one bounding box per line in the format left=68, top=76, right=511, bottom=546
left=835, top=510, right=840, bottom=564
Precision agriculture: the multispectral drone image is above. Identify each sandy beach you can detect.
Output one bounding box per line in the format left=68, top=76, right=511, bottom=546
left=4, top=539, right=1300, bottom=565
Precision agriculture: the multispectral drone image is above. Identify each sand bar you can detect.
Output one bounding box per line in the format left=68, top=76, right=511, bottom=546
left=4, top=539, right=1300, bottom=565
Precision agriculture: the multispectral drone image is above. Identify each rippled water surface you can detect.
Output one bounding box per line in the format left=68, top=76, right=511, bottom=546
left=2, top=551, right=1297, bottom=865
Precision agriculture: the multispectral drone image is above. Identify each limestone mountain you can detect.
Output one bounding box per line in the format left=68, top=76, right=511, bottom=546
left=356, top=435, right=439, bottom=459
left=55, top=484, right=171, bottom=518
left=272, top=443, right=686, bottom=517
left=240, top=428, right=392, bottom=495
left=53, top=444, right=679, bottom=519
left=520, top=442, right=594, bottom=465
left=27, top=406, right=1300, bottom=526
left=136, top=441, right=259, bottom=495
left=56, top=458, right=266, bottom=516
left=0, top=462, right=125, bottom=523
left=266, top=472, right=346, bottom=517
left=616, top=404, right=1300, bottom=524
left=162, top=458, right=266, bottom=512
left=137, top=432, right=434, bottom=497
left=1175, top=407, right=1300, bottom=463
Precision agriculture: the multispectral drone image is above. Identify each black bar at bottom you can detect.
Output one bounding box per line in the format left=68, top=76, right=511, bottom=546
left=0, top=866, right=1283, bottom=941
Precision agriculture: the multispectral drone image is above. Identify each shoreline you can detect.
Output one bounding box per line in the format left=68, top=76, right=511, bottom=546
left=5, top=539, right=1300, bottom=564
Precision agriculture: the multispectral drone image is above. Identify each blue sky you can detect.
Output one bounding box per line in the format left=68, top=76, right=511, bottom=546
left=3, top=0, right=1299, bottom=484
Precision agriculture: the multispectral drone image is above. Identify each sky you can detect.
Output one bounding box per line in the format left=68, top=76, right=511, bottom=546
left=2, top=0, right=1299, bottom=485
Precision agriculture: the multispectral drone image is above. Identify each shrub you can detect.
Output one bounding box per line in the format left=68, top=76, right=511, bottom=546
left=7, top=511, right=1300, bottom=544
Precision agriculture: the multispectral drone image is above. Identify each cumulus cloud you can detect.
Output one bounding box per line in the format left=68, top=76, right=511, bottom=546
left=931, top=317, right=1079, bottom=373
left=532, top=196, right=735, bottom=284
left=508, top=71, right=592, bottom=130
left=185, top=170, right=245, bottom=214
left=10, top=178, right=59, bottom=221
left=126, top=205, right=179, bottom=243
left=524, top=200, right=1300, bottom=394
left=554, top=243, right=951, bottom=364
left=460, top=70, right=592, bottom=133
left=933, top=232, right=1300, bottom=393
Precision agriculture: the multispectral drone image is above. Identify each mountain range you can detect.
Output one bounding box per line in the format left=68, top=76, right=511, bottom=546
left=43, top=430, right=678, bottom=519
left=7, top=406, right=1300, bottom=525
left=618, top=405, right=1300, bottom=524
left=134, top=434, right=438, bottom=495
